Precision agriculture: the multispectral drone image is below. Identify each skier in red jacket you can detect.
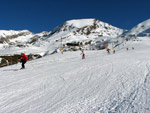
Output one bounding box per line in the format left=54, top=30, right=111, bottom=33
left=80, top=49, right=85, bottom=59
left=20, top=53, right=28, bottom=69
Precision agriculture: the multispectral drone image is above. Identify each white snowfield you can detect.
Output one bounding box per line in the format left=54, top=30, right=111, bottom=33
left=0, top=37, right=150, bottom=113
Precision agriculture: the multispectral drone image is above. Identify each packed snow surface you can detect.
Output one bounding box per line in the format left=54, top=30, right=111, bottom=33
left=0, top=37, right=150, bottom=113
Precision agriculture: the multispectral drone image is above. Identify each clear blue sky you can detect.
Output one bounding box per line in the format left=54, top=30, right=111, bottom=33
left=0, top=0, right=149, bottom=33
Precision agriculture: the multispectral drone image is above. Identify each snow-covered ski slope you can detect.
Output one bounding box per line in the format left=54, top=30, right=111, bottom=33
left=0, top=37, right=150, bottom=113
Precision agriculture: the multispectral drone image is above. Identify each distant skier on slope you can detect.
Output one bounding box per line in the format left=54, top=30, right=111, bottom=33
left=20, top=53, right=28, bottom=69
left=106, top=48, right=110, bottom=54
left=80, top=49, right=85, bottom=59
left=60, top=48, right=64, bottom=54
left=113, top=49, right=115, bottom=54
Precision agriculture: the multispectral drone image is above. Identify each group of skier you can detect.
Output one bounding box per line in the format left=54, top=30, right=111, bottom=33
left=106, top=46, right=134, bottom=54
left=106, top=48, right=115, bottom=54
left=18, top=44, right=135, bottom=69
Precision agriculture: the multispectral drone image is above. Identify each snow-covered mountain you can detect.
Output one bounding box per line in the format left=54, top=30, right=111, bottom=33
left=0, top=30, right=32, bottom=44
left=0, top=19, right=124, bottom=56
left=1, top=18, right=150, bottom=56
left=0, top=30, right=50, bottom=55
left=0, top=30, right=30, bottom=38
left=35, top=19, right=124, bottom=53
left=121, top=19, right=150, bottom=37
left=0, top=30, right=50, bottom=45
left=48, top=19, right=123, bottom=42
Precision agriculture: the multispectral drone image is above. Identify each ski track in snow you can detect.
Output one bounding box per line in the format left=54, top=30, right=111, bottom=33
left=0, top=37, right=150, bottom=113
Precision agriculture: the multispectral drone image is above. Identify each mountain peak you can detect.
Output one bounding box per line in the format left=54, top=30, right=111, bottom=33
left=125, top=19, right=150, bottom=36
left=137, top=19, right=150, bottom=28
left=141, top=18, right=150, bottom=23
left=66, top=19, right=96, bottom=28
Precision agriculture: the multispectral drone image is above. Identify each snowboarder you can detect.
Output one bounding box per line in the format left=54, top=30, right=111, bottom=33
left=20, top=53, right=28, bottom=69
left=126, top=47, right=128, bottom=51
left=132, top=47, right=134, bottom=50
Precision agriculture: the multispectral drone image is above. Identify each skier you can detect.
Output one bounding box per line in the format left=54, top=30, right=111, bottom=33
left=20, top=53, right=28, bottom=69
left=113, top=50, right=115, bottom=54
left=81, top=49, right=85, bottom=59
left=82, top=52, right=85, bottom=59
left=60, top=48, right=63, bottom=54
left=106, top=48, right=110, bottom=54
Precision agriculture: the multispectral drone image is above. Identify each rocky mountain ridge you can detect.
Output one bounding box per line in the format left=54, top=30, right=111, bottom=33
left=0, top=18, right=150, bottom=55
